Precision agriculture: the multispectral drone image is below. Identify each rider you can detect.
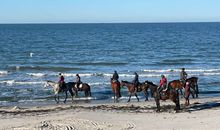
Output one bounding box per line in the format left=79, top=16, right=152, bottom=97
left=112, top=70, right=119, bottom=82
left=158, top=75, right=167, bottom=93
left=180, top=68, right=187, bottom=84
left=58, top=73, right=65, bottom=90
left=75, top=74, right=82, bottom=90
left=132, top=72, right=139, bottom=93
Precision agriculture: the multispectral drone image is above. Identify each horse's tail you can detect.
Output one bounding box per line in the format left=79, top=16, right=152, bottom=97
left=87, top=83, right=92, bottom=97
left=195, top=77, right=199, bottom=94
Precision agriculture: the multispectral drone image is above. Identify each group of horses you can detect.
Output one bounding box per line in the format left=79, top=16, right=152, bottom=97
left=111, top=77, right=199, bottom=112
left=44, top=76, right=199, bottom=112
left=44, top=81, right=91, bottom=103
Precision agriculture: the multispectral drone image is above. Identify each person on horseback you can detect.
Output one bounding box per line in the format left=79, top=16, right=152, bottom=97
left=180, top=68, right=187, bottom=84
left=75, top=74, right=82, bottom=90
left=158, top=75, right=167, bottom=93
left=132, top=72, right=139, bottom=93
left=112, top=70, right=119, bottom=82
left=58, top=73, right=65, bottom=90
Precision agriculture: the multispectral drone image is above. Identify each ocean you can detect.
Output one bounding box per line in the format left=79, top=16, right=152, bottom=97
left=0, top=23, right=220, bottom=106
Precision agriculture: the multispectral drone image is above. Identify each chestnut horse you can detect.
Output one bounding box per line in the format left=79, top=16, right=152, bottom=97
left=168, top=77, right=199, bottom=98
left=110, top=78, right=121, bottom=102
left=144, top=81, right=180, bottom=112
left=120, top=80, right=149, bottom=102
left=71, top=82, right=92, bottom=97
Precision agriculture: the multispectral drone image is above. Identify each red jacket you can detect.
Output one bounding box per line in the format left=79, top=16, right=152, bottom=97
left=159, top=77, right=167, bottom=87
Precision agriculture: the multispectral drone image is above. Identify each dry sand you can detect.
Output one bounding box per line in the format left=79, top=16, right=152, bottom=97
left=0, top=97, right=220, bottom=130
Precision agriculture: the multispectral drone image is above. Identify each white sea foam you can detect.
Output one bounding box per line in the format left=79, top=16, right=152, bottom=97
left=27, top=73, right=47, bottom=77
left=72, top=97, right=96, bottom=100
left=203, top=73, right=220, bottom=76
left=89, top=82, right=111, bottom=86
left=62, top=73, right=94, bottom=77
left=143, top=69, right=177, bottom=73
left=0, top=70, right=9, bottom=75
left=0, top=80, right=44, bottom=85
left=114, top=96, right=143, bottom=100
left=143, top=69, right=220, bottom=73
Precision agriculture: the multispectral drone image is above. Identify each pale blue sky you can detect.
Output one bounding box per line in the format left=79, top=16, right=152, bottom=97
left=0, top=0, right=220, bottom=23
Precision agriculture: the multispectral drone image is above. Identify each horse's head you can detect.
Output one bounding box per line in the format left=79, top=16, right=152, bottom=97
left=44, top=80, right=57, bottom=88
left=44, top=81, right=50, bottom=88
left=144, top=80, right=157, bottom=90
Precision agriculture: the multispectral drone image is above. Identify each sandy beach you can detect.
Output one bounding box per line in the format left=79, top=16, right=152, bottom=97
left=0, top=97, right=220, bottom=130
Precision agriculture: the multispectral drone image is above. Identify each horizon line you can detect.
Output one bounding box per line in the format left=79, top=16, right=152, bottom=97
left=0, top=21, right=220, bottom=25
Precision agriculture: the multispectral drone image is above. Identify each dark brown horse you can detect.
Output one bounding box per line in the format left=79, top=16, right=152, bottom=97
left=71, top=82, right=92, bottom=97
left=120, top=80, right=149, bottom=102
left=111, top=78, right=121, bottom=102
left=186, top=77, right=199, bottom=98
left=144, top=81, right=180, bottom=112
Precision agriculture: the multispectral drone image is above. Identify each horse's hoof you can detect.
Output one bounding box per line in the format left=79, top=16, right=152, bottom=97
left=156, top=109, right=160, bottom=112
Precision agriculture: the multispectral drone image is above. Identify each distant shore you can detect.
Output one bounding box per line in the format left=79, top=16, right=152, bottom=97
left=0, top=96, right=220, bottom=130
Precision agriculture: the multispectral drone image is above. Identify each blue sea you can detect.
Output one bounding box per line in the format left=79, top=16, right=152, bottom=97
left=0, top=23, right=220, bottom=106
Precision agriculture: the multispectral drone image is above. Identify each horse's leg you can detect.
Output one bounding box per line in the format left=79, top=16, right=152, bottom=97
left=154, top=91, right=161, bottom=112
left=75, top=90, right=78, bottom=97
left=57, top=94, right=60, bottom=103
left=54, top=94, right=59, bottom=104
left=127, top=93, right=131, bottom=102
left=64, top=91, right=67, bottom=103
left=113, top=89, right=116, bottom=102
left=69, top=89, right=74, bottom=103
left=190, top=87, right=195, bottom=98
left=135, top=93, right=139, bottom=102
left=179, top=88, right=183, bottom=95
left=195, top=83, right=199, bottom=98
left=175, top=90, right=180, bottom=111
left=144, top=90, right=148, bottom=101
left=155, top=98, right=160, bottom=112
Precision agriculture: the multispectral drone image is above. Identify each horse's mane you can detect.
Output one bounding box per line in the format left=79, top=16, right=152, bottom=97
left=121, top=80, right=131, bottom=84
left=145, top=80, right=156, bottom=86
left=47, top=80, right=56, bottom=83
left=186, top=77, right=198, bottom=81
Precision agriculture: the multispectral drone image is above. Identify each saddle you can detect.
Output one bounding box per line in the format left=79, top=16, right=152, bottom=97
left=75, top=83, right=83, bottom=90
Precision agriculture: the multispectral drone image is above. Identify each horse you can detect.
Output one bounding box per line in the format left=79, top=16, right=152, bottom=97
left=110, top=78, right=121, bottom=102
left=71, top=82, right=92, bottom=97
left=120, top=80, right=149, bottom=102
left=168, top=77, right=199, bottom=98
left=44, top=80, right=74, bottom=103
left=186, top=77, right=199, bottom=98
left=144, top=81, right=180, bottom=112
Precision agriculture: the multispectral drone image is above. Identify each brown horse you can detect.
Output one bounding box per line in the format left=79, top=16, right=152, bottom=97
left=111, top=78, right=121, bottom=102
left=186, top=77, right=199, bottom=98
left=144, top=81, right=180, bottom=112
left=120, top=80, right=149, bottom=102
left=71, top=82, right=92, bottom=97
left=168, top=77, right=199, bottom=98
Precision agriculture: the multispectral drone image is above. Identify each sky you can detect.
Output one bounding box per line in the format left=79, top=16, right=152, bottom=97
left=0, top=0, right=220, bottom=23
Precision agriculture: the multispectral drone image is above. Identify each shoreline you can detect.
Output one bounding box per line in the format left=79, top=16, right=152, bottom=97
left=0, top=97, right=220, bottom=130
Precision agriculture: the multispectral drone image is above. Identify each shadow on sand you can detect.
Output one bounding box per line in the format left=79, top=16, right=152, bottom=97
left=188, top=101, right=220, bottom=112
